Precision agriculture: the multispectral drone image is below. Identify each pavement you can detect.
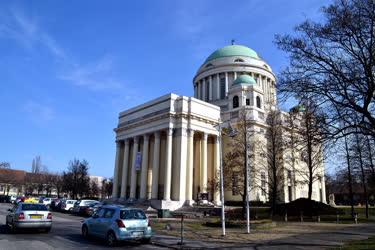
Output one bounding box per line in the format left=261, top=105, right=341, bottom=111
left=0, top=202, right=374, bottom=249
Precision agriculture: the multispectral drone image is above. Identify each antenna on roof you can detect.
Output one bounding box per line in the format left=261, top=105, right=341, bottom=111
left=231, top=39, right=235, bottom=45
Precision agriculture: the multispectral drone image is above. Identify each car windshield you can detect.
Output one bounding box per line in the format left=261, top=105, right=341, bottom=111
left=120, top=210, right=146, bottom=220
left=21, top=204, right=48, bottom=211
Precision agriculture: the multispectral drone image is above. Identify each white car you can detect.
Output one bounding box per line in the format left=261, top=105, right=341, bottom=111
left=43, top=198, right=52, bottom=207
left=10, top=196, right=17, bottom=204
left=72, top=200, right=98, bottom=215
left=61, top=200, right=77, bottom=212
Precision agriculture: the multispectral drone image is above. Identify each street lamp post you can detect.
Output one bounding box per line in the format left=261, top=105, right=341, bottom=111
left=244, top=127, right=250, bottom=234
left=218, top=124, right=226, bottom=236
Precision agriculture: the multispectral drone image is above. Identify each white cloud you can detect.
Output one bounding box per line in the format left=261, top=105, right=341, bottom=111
left=0, top=7, right=66, bottom=60
left=59, top=56, right=123, bottom=91
left=0, top=6, right=123, bottom=91
left=23, top=101, right=55, bottom=125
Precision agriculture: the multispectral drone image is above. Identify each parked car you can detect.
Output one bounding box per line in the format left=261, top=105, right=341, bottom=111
left=81, top=205, right=152, bottom=246
left=42, top=198, right=52, bottom=207
left=60, top=199, right=77, bottom=213
left=24, top=197, right=39, bottom=204
left=6, top=203, right=52, bottom=233
left=72, top=200, right=98, bottom=215
left=10, top=196, right=17, bottom=203
left=0, top=195, right=10, bottom=203
left=15, top=196, right=25, bottom=204
left=81, top=202, right=103, bottom=217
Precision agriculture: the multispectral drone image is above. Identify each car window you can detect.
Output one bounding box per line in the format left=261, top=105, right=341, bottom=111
left=21, top=204, right=48, bottom=211
left=103, top=209, right=116, bottom=219
left=120, top=210, right=146, bottom=220
left=94, top=208, right=105, bottom=217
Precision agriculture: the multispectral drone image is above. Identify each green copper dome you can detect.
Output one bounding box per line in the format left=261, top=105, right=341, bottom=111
left=233, top=75, right=256, bottom=85
left=205, top=45, right=259, bottom=63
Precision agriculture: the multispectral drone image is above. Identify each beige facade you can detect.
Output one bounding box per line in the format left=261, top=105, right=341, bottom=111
left=112, top=44, right=326, bottom=209
left=112, top=94, right=222, bottom=209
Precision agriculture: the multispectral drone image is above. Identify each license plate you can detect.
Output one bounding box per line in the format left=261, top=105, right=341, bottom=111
left=132, top=232, right=143, bottom=237
left=30, top=215, right=42, bottom=219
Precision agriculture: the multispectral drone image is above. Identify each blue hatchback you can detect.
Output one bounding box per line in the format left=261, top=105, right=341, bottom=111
left=82, top=205, right=152, bottom=246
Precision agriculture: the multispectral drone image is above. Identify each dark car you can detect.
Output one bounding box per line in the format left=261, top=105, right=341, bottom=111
left=81, top=202, right=103, bottom=217
left=0, top=195, right=10, bottom=203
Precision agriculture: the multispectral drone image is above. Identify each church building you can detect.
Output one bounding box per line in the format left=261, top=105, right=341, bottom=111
left=112, top=44, right=326, bottom=210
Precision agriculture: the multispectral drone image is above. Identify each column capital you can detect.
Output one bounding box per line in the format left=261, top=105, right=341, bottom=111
left=143, top=134, right=150, bottom=141
left=115, top=140, right=122, bottom=147
left=154, top=131, right=161, bottom=139
left=202, top=132, right=208, bottom=141
left=187, top=128, right=194, bottom=137
left=167, top=128, right=174, bottom=136
left=124, top=139, right=130, bottom=145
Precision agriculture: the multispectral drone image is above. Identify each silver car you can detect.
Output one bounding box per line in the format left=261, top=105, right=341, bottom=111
left=6, top=202, right=52, bottom=233
left=82, top=205, right=152, bottom=246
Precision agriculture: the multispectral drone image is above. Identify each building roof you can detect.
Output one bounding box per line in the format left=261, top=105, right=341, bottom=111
left=205, top=44, right=259, bottom=63
left=0, top=169, right=26, bottom=184
left=233, top=75, right=257, bottom=85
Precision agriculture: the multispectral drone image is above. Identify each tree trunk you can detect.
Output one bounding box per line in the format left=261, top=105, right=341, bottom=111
left=355, top=133, right=369, bottom=219
left=344, top=135, right=355, bottom=219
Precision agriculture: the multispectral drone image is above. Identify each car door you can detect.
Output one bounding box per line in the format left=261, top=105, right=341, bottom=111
left=87, top=208, right=105, bottom=236
left=96, top=208, right=116, bottom=237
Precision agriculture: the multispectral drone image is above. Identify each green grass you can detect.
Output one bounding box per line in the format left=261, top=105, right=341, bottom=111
left=331, top=236, right=375, bottom=250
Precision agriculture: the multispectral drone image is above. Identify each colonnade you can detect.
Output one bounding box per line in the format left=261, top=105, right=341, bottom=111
left=112, top=128, right=221, bottom=204
left=193, top=72, right=275, bottom=103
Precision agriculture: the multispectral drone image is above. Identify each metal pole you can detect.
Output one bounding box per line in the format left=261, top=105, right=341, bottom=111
left=219, top=124, right=226, bottom=236
left=245, top=129, right=250, bottom=234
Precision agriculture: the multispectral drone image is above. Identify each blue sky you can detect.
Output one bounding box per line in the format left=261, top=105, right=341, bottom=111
left=0, top=0, right=329, bottom=177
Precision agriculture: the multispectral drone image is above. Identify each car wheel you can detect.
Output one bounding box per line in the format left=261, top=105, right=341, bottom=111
left=68, top=208, right=73, bottom=213
left=106, top=231, right=117, bottom=247
left=81, top=225, right=89, bottom=238
left=6, top=223, right=15, bottom=234
left=44, top=228, right=51, bottom=233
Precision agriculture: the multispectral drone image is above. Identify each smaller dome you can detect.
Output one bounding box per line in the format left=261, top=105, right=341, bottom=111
left=233, top=75, right=256, bottom=85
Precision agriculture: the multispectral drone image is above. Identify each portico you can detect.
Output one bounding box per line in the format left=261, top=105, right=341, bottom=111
left=112, top=94, right=221, bottom=209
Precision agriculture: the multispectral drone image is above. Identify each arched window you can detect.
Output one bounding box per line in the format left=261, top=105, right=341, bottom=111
left=234, top=58, right=244, bottom=62
left=256, top=96, right=261, bottom=108
left=233, top=96, right=239, bottom=108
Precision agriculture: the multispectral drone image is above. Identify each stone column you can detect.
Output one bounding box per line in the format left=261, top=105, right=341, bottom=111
left=140, top=135, right=150, bottom=199
left=129, top=137, right=139, bottom=199
left=225, top=72, right=229, bottom=97
left=234, top=71, right=237, bottom=80
left=177, top=128, right=188, bottom=201
left=164, top=128, right=173, bottom=200
left=321, top=175, right=327, bottom=203
left=120, top=139, right=130, bottom=198
left=151, top=132, right=161, bottom=199
left=214, top=135, right=221, bottom=204
left=200, top=133, right=208, bottom=193
left=112, top=141, right=122, bottom=198
left=186, top=129, right=194, bottom=202
left=208, top=76, right=213, bottom=101
left=216, top=74, right=220, bottom=100
left=202, top=78, right=206, bottom=101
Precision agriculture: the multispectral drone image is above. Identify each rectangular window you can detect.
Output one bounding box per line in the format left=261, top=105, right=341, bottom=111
left=246, top=98, right=250, bottom=105
left=220, top=77, right=226, bottom=99
left=287, top=170, right=292, bottom=180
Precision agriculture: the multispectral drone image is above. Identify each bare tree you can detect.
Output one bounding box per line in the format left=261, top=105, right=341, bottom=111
left=0, top=162, right=10, bottom=169
left=255, top=109, right=285, bottom=211
left=289, top=101, right=327, bottom=201
left=275, top=0, right=375, bottom=139
left=222, top=110, right=256, bottom=216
